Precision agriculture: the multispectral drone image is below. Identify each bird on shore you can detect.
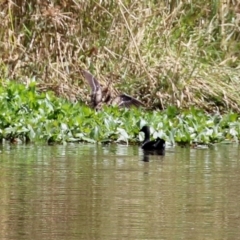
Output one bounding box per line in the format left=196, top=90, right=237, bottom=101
left=140, top=125, right=165, bottom=151
left=81, top=69, right=144, bottom=110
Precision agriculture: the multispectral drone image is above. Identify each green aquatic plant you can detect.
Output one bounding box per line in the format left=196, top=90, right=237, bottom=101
left=0, top=81, right=240, bottom=145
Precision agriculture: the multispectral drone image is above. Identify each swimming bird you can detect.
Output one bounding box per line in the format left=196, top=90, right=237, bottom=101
left=81, top=69, right=144, bottom=109
left=140, top=125, right=165, bottom=151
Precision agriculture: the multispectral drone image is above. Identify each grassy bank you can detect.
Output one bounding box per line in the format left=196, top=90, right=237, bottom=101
left=0, top=81, right=239, bottom=145
left=0, top=1, right=240, bottom=112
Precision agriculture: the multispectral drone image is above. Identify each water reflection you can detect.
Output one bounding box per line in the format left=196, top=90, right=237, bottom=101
left=0, top=143, right=240, bottom=240
left=142, top=149, right=165, bottom=162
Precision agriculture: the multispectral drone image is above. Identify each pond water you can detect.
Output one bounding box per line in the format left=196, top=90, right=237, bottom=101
left=0, top=142, right=240, bottom=240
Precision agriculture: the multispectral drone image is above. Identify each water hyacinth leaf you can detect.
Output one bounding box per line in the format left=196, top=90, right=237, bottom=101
left=67, top=137, right=81, bottom=142
left=90, top=126, right=100, bottom=140
left=139, top=132, right=144, bottom=142
left=157, top=122, right=164, bottom=128
left=139, top=119, right=147, bottom=128
left=152, top=131, right=159, bottom=139
left=27, top=124, right=36, bottom=140
left=16, top=126, right=29, bottom=134
left=74, top=132, right=84, bottom=139
left=81, top=136, right=96, bottom=143
left=167, top=129, right=175, bottom=144
left=157, top=129, right=167, bottom=140
left=116, top=128, right=129, bottom=144
left=190, top=132, right=197, bottom=140
left=206, top=119, right=214, bottom=127
left=44, top=99, right=54, bottom=112
left=187, top=126, right=195, bottom=133
left=104, top=117, right=112, bottom=130
left=197, top=133, right=209, bottom=143
left=205, top=128, right=213, bottom=136
left=61, top=123, right=68, bottom=131
left=229, top=128, right=238, bottom=137
left=3, top=126, right=15, bottom=135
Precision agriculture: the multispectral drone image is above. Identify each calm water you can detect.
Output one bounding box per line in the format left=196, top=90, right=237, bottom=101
left=0, top=142, right=240, bottom=240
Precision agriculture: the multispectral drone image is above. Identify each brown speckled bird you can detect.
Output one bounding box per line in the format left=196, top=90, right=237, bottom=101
left=81, top=69, right=144, bottom=110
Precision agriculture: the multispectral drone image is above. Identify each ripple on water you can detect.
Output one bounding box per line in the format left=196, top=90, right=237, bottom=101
left=0, top=143, right=240, bottom=240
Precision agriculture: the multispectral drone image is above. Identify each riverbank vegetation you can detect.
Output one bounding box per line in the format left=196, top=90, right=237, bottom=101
left=0, top=1, right=240, bottom=112
left=1, top=1, right=240, bottom=146
left=0, top=81, right=239, bottom=145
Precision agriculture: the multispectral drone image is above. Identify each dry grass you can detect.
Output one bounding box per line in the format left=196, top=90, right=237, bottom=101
left=1, top=0, right=240, bottom=112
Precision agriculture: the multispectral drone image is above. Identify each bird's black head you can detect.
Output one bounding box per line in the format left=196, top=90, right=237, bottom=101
left=140, top=125, right=150, bottom=134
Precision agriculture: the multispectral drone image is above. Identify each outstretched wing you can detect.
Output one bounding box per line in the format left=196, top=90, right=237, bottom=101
left=81, top=70, right=102, bottom=107
left=112, top=93, right=144, bottom=108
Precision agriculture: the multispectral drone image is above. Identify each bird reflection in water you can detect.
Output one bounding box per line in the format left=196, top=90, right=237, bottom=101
left=142, top=148, right=165, bottom=162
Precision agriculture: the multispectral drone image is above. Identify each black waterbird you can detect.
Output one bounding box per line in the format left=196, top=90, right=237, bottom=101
left=81, top=69, right=144, bottom=109
left=140, top=126, right=165, bottom=151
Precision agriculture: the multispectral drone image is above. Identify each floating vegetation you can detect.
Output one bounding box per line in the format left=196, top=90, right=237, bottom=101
left=0, top=81, right=239, bottom=145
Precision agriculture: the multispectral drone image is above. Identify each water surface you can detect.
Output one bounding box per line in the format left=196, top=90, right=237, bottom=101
left=0, top=143, right=240, bottom=240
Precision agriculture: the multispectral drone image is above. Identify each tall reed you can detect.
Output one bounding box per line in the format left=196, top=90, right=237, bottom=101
left=0, top=1, right=240, bottom=111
